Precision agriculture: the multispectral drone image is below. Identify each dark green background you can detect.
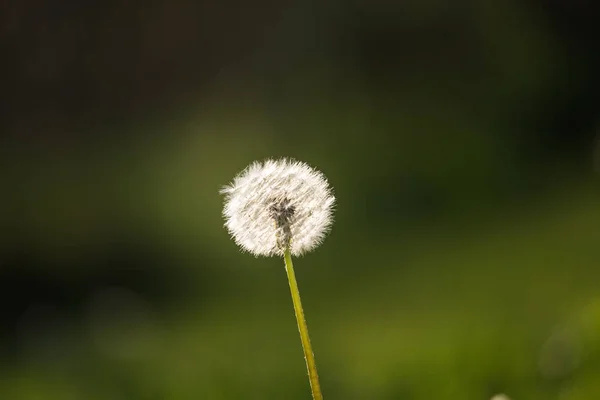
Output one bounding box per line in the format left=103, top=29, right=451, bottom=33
left=1, top=0, right=600, bottom=398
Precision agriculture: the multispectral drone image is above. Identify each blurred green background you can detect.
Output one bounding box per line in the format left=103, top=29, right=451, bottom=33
left=1, top=0, right=600, bottom=399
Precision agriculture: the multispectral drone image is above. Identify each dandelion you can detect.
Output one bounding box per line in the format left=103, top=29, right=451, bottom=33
left=221, top=158, right=335, bottom=400
left=221, top=158, right=335, bottom=257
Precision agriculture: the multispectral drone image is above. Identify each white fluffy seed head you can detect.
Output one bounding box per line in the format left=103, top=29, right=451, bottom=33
left=220, top=158, right=336, bottom=257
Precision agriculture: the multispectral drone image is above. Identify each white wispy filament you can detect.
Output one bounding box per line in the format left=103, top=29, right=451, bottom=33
left=220, top=158, right=335, bottom=257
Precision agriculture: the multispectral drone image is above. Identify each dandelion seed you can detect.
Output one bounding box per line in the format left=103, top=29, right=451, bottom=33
left=220, top=158, right=335, bottom=257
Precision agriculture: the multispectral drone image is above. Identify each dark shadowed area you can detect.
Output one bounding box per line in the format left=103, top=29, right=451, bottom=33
left=1, top=0, right=600, bottom=399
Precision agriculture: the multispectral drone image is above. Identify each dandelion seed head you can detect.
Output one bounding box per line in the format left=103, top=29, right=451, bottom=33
left=220, top=158, right=335, bottom=257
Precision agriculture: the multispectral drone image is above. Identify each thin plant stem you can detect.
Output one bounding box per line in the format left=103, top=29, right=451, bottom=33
left=284, top=248, right=323, bottom=400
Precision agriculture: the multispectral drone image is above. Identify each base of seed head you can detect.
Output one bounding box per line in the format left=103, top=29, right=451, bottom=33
left=220, top=158, right=335, bottom=257
left=270, top=196, right=295, bottom=252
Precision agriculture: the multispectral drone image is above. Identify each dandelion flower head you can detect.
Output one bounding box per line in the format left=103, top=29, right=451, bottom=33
left=221, top=158, right=335, bottom=257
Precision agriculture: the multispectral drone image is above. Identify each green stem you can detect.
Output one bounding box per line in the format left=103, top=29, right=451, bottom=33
left=284, top=248, right=323, bottom=400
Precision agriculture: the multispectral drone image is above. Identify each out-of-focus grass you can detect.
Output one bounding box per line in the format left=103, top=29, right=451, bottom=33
left=2, top=178, right=599, bottom=399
